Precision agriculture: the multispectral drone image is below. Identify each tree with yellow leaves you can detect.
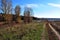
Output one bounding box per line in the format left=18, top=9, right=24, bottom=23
left=15, top=5, right=21, bottom=23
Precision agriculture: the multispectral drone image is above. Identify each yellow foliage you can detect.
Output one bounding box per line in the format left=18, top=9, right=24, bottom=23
left=3, top=14, right=12, bottom=23
left=16, top=16, right=21, bottom=23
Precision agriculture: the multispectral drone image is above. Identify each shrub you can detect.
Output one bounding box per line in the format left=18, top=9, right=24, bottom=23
left=3, top=14, right=12, bottom=23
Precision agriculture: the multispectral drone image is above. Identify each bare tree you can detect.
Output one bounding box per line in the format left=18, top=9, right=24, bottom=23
left=15, top=5, right=20, bottom=16
left=0, top=0, right=12, bottom=14
left=15, top=5, right=21, bottom=23
left=24, top=7, right=33, bottom=23
left=0, top=0, right=7, bottom=14
left=0, top=0, right=12, bottom=23
left=7, top=0, right=12, bottom=14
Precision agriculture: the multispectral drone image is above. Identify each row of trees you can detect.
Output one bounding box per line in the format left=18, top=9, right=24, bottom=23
left=0, top=0, right=33, bottom=23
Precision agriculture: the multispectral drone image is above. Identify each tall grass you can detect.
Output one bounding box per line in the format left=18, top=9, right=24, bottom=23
left=0, top=22, right=44, bottom=40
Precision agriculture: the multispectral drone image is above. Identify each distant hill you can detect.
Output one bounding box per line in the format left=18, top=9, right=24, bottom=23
left=21, top=16, right=60, bottom=21
left=43, top=18, right=60, bottom=21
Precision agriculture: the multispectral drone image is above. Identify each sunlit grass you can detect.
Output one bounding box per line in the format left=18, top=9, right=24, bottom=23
left=0, top=22, right=44, bottom=40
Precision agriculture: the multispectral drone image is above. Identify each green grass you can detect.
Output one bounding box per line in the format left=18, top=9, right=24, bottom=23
left=0, top=22, right=44, bottom=40
left=22, top=23, right=43, bottom=40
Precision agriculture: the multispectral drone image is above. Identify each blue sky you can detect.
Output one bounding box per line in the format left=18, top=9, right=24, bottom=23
left=12, top=0, right=60, bottom=18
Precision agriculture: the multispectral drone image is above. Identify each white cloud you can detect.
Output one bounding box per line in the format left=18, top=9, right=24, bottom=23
left=21, top=4, right=45, bottom=8
left=21, top=4, right=39, bottom=8
left=26, top=4, right=39, bottom=8
left=48, top=3, right=60, bottom=8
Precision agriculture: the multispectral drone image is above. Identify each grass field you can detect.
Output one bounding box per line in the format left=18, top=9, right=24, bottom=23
left=0, top=22, right=46, bottom=40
